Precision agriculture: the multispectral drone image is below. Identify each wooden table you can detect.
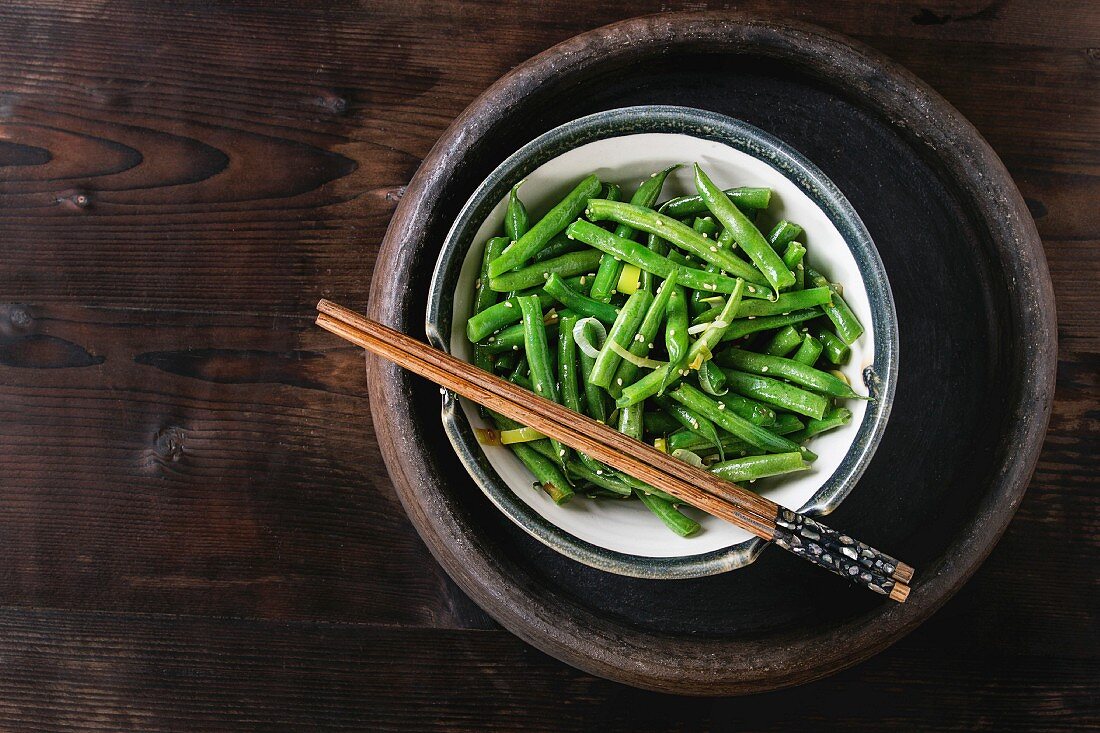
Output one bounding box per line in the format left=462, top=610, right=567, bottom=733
left=0, top=2, right=1095, bottom=729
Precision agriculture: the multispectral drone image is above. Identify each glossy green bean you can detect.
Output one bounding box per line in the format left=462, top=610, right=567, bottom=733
left=715, top=348, right=864, bottom=399
left=709, top=452, right=809, bottom=483
left=661, top=187, right=771, bottom=218
left=603, top=182, right=621, bottom=202
left=767, top=220, right=803, bottom=251
left=566, top=459, right=632, bottom=496
left=642, top=411, right=681, bottom=435
left=720, top=310, right=819, bottom=342
left=716, top=391, right=776, bottom=426
left=489, top=174, right=601, bottom=277
left=543, top=273, right=620, bottom=325
left=736, top=287, right=831, bottom=318
left=510, top=443, right=574, bottom=504
left=589, top=290, right=652, bottom=388
left=667, top=413, right=803, bottom=454
left=577, top=322, right=609, bottom=424
left=787, top=407, right=853, bottom=444
left=653, top=394, right=724, bottom=459
left=817, top=327, right=851, bottom=365
left=467, top=275, right=587, bottom=343
left=583, top=200, right=770, bottom=286
left=781, top=241, right=806, bottom=273
left=557, top=313, right=582, bottom=414
left=635, top=488, right=700, bottom=536
left=474, top=236, right=510, bottom=318
left=610, top=270, right=678, bottom=397
left=504, top=182, right=529, bottom=243
left=518, top=295, right=569, bottom=464
left=693, top=164, right=794, bottom=292
left=668, top=383, right=810, bottom=457
left=763, top=325, right=804, bottom=356
left=697, top=359, right=728, bottom=396
left=692, top=216, right=718, bottom=237
left=488, top=248, right=602, bottom=292
left=792, top=334, right=823, bottom=366
left=532, top=231, right=587, bottom=262
left=617, top=402, right=644, bottom=440
left=806, top=267, right=865, bottom=344
left=721, top=369, right=829, bottom=420
left=567, top=220, right=749, bottom=294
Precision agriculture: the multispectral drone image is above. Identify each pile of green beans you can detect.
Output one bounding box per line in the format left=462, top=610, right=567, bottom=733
left=466, top=163, right=866, bottom=537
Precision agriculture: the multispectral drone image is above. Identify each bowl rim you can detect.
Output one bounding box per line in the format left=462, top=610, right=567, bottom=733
left=425, top=104, right=899, bottom=579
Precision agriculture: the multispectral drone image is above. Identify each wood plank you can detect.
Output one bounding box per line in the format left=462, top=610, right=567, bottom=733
left=0, top=607, right=1092, bottom=732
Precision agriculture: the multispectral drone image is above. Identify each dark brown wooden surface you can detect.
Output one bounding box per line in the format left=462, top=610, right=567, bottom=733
left=0, top=1, right=1095, bottom=729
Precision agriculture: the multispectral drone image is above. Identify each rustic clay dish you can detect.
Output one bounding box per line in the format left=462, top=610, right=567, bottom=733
left=426, top=106, right=897, bottom=578
left=366, top=13, right=1054, bottom=694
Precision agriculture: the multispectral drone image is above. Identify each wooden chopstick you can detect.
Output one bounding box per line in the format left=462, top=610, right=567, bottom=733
left=316, top=299, right=913, bottom=601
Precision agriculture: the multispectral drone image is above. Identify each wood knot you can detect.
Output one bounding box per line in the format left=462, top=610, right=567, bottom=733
left=315, top=92, right=348, bottom=115
left=153, top=426, right=186, bottom=462
left=7, top=305, right=33, bottom=331
left=57, top=189, right=92, bottom=210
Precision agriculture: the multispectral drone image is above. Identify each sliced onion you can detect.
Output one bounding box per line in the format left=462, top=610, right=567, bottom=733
left=687, top=343, right=713, bottom=370
left=672, top=448, right=705, bottom=468
left=686, top=322, right=710, bottom=336
left=572, top=317, right=606, bottom=359
left=499, top=426, right=546, bottom=444
left=609, top=340, right=664, bottom=369
left=474, top=428, right=501, bottom=446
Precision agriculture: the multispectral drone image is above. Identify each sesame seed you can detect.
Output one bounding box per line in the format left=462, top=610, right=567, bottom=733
left=648, top=343, right=654, bottom=349
left=616, top=378, right=623, bottom=386
left=504, top=302, right=513, bottom=308
left=718, top=403, right=726, bottom=410
left=709, top=246, right=717, bottom=252
left=488, top=336, right=495, bottom=343
left=536, top=385, right=543, bottom=392
left=634, top=334, right=644, bottom=342
left=761, top=366, right=769, bottom=372
left=542, top=272, right=549, bottom=279
left=475, top=278, right=482, bottom=289
left=512, top=345, right=519, bottom=351
left=748, top=286, right=757, bottom=293
left=747, top=316, right=756, bottom=320
left=559, top=449, right=565, bottom=457
left=782, top=312, right=790, bottom=316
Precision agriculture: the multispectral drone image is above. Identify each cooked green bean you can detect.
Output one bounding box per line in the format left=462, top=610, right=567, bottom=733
left=721, top=369, right=829, bottom=420
left=519, top=295, right=568, bottom=464
left=692, top=216, right=719, bottom=237
left=489, top=248, right=603, bottom=292
left=510, top=443, right=574, bottom=504
left=589, top=290, right=652, bottom=388
left=568, top=219, right=750, bottom=294
left=474, top=236, right=510, bottom=317
left=543, top=273, right=620, bottom=324
left=817, top=327, right=851, bottom=365
left=610, top=270, right=678, bottom=397
left=715, top=348, right=864, bottom=399
left=781, top=241, right=806, bottom=273
left=504, top=182, right=530, bottom=243
left=532, top=231, right=588, bottom=262
left=787, top=407, right=853, bottom=443
left=643, top=411, right=682, bottom=435
left=489, top=174, right=601, bottom=277
left=767, top=220, right=803, bottom=251
left=468, top=275, right=587, bottom=342
left=806, top=267, right=865, bottom=344
left=763, top=325, right=804, bottom=357
left=617, top=402, right=644, bottom=440
left=668, top=412, right=804, bottom=454
left=661, top=187, right=771, bottom=218
left=792, top=334, right=823, bottom=366
left=720, top=310, right=819, bottom=342
left=635, top=489, right=700, bottom=536
left=668, top=383, right=812, bottom=458
left=693, top=164, right=794, bottom=293
left=577, top=320, right=609, bottom=424
left=715, top=391, right=776, bottom=426
left=603, top=182, right=621, bottom=202
left=557, top=313, right=582, bottom=414
left=698, top=360, right=728, bottom=396
left=566, top=459, right=632, bottom=496
left=709, top=452, right=809, bottom=483
left=583, top=199, right=770, bottom=286
left=653, top=394, right=724, bottom=459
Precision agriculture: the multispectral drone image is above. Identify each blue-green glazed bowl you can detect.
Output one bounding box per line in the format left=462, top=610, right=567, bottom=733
left=426, top=106, right=897, bottom=579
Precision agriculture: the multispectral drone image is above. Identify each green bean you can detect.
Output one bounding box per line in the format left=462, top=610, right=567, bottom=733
left=489, top=174, right=601, bottom=277
left=642, top=411, right=682, bottom=435
left=717, top=228, right=735, bottom=250
left=577, top=320, right=609, bottom=424
left=715, top=348, right=864, bottom=399
left=619, top=279, right=745, bottom=407
left=720, top=310, right=819, bottom=342
left=468, top=276, right=587, bottom=342
left=589, top=290, right=651, bottom=388
left=489, top=248, right=603, bottom=292
left=504, top=182, right=530, bottom=243
left=668, top=383, right=811, bottom=458
left=567, top=219, right=749, bottom=295
left=693, top=164, right=794, bottom=293
left=767, top=221, right=803, bottom=251
left=603, top=182, right=621, bottom=202
left=721, top=369, right=829, bottom=420
left=566, top=459, right=632, bottom=496
left=474, top=236, right=510, bottom=317
left=492, top=352, right=519, bottom=373
left=787, top=407, right=853, bottom=444
left=610, top=270, right=678, bottom=397
left=792, top=334, right=823, bottom=366
left=543, top=273, right=620, bottom=325
left=763, top=325, right=804, bottom=357
left=483, top=320, right=548, bottom=354
left=557, top=313, right=582, bottom=415
left=781, top=241, right=806, bottom=273
left=661, top=187, right=771, bottom=218
left=508, top=355, right=529, bottom=383
left=668, top=413, right=804, bottom=454
left=817, top=327, right=851, bottom=365
left=698, top=359, right=728, bottom=396
left=716, top=392, right=776, bottom=425
left=518, top=295, right=569, bottom=465
left=653, top=394, right=724, bottom=459
left=732, top=287, right=830, bottom=318
left=532, top=231, right=587, bottom=262
left=806, top=267, right=865, bottom=344
left=583, top=200, right=770, bottom=286
left=635, top=489, right=700, bottom=536
left=692, top=216, right=718, bottom=237
left=709, top=452, right=809, bottom=483
left=510, top=443, right=574, bottom=505
left=617, top=402, right=644, bottom=440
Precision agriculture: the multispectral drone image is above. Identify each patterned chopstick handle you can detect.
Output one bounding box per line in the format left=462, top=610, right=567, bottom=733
left=771, top=509, right=913, bottom=602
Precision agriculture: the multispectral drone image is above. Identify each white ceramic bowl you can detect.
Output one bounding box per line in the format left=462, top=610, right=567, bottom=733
left=426, top=107, right=897, bottom=578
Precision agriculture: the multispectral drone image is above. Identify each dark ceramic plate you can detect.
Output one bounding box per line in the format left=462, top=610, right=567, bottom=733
left=367, top=13, right=1054, bottom=694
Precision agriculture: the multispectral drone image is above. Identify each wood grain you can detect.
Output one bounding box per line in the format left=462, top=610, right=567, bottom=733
left=0, top=0, right=1095, bottom=727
